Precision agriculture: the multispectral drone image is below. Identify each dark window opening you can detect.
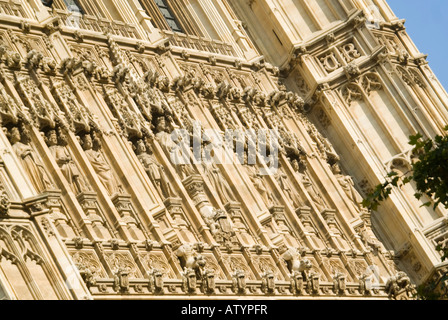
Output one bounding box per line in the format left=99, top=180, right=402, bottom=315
left=63, top=0, right=84, bottom=14
left=41, top=0, right=54, bottom=7
left=139, top=0, right=204, bottom=36
left=154, top=0, right=183, bottom=33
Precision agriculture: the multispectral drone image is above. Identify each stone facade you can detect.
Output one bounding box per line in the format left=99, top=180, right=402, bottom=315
left=0, top=0, right=443, bottom=300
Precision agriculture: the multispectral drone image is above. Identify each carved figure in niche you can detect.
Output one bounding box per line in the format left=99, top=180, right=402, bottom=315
left=7, top=126, right=53, bottom=192
left=357, top=212, right=386, bottom=252
left=274, top=162, right=301, bottom=208
left=81, top=133, right=121, bottom=195
left=202, top=154, right=237, bottom=205
left=154, top=116, right=195, bottom=182
left=291, top=159, right=326, bottom=211
left=244, top=154, right=275, bottom=207
left=307, top=124, right=340, bottom=165
left=155, top=117, right=186, bottom=163
left=46, top=129, right=90, bottom=194
left=26, top=50, right=43, bottom=70
left=280, top=130, right=306, bottom=159
left=176, top=163, right=197, bottom=181
left=358, top=223, right=384, bottom=252
left=331, top=164, right=364, bottom=212
left=5, top=51, right=22, bottom=69
left=135, top=139, right=178, bottom=198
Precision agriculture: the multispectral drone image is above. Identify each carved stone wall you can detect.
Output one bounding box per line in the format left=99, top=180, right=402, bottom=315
left=0, top=0, right=441, bottom=300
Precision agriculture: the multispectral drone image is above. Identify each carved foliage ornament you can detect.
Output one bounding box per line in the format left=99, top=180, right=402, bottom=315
left=397, top=66, right=426, bottom=88
left=16, top=76, right=57, bottom=130
left=342, top=73, right=382, bottom=105
left=51, top=81, right=94, bottom=133
left=0, top=184, right=9, bottom=216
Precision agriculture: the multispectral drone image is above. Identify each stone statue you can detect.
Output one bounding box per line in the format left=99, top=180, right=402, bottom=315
left=331, top=163, right=364, bottom=212
left=202, top=158, right=237, bottom=205
left=155, top=117, right=186, bottom=165
left=274, top=162, right=301, bottom=208
left=8, top=126, right=53, bottom=192
left=307, top=123, right=339, bottom=165
left=46, top=129, right=90, bottom=194
left=282, top=247, right=312, bottom=275
left=135, top=139, right=178, bottom=198
left=176, top=163, right=197, bottom=180
left=81, top=134, right=120, bottom=195
left=154, top=117, right=196, bottom=180
left=291, top=159, right=326, bottom=211
left=244, top=157, right=275, bottom=207
left=358, top=223, right=384, bottom=252
left=176, top=244, right=206, bottom=280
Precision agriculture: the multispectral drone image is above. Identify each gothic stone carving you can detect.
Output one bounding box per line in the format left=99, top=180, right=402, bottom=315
left=46, top=129, right=91, bottom=194
left=81, top=132, right=121, bottom=196
left=8, top=125, right=54, bottom=192
left=385, top=272, right=416, bottom=300
left=148, top=268, right=164, bottom=294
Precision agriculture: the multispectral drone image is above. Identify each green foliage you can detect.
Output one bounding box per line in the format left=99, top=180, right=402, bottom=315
left=362, top=127, right=448, bottom=300
left=362, top=126, right=448, bottom=211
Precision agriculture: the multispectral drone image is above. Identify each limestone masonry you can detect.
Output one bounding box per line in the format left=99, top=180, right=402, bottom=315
left=0, top=0, right=445, bottom=300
